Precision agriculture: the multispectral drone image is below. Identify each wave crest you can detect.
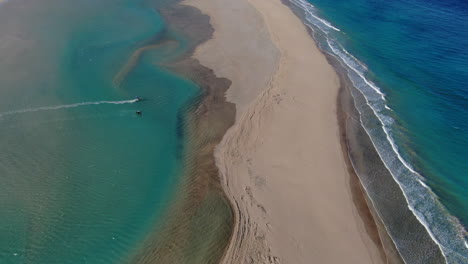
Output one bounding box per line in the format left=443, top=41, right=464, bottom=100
left=288, top=0, right=468, bottom=262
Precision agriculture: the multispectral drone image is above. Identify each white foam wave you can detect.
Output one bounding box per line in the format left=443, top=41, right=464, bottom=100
left=342, top=48, right=368, bottom=71
left=327, top=39, right=386, bottom=98
left=289, top=0, right=340, bottom=32
left=0, top=99, right=137, bottom=118
left=417, top=178, right=430, bottom=189
left=333, top=32, right=467, bottom=264
left=290, top=1, right=468, bottom=262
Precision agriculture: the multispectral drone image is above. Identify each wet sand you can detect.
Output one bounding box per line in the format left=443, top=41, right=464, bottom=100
left=124, top=3, right=235, bottom=263
left=184, top=0, right=391, bottom=263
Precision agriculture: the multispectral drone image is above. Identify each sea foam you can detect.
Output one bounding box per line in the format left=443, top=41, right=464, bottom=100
left=288, top=0, right=468, bottom=262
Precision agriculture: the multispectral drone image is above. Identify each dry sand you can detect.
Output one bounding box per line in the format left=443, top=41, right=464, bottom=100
left=184, top=0, right=386, bottom=262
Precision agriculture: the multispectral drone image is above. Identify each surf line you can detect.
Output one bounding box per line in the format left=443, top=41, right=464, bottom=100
left=0, top=99, right=138, bottom=118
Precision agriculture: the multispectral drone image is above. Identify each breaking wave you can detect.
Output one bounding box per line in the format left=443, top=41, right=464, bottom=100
left=288, top=0, right=468, bottom=262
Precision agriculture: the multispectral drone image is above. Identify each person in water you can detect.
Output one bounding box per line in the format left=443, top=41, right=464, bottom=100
left=136, top=110, right=142, bottom=116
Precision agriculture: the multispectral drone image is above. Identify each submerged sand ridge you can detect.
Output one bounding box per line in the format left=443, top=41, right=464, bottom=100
left=185, top=0, right=387, bottom=262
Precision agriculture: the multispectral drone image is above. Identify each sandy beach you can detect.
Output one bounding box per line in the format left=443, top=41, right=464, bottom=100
left=184, top=0, right=387, bottom=262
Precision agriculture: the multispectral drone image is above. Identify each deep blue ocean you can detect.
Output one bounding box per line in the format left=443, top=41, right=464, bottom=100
left=290, top=0, right=467, bottom=262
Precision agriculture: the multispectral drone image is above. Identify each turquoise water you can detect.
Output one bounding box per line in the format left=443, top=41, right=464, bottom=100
left=0, top=0, right=199, bottom=263
left=289, top=0, right=467, bottom=262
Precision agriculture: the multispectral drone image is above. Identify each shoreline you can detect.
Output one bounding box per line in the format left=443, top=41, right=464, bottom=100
left=124, top=2, right=236, bottom=263
left=283, top=1, right=448, bottom=262
left=284, top=1, right=467, bottom=262
left=185, top=0, right=391, bottom=262
left=335, top=66, right=405, bottom=264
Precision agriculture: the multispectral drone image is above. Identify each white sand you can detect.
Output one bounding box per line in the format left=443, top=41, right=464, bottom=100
left=184, top=0, right=386, bottom=262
